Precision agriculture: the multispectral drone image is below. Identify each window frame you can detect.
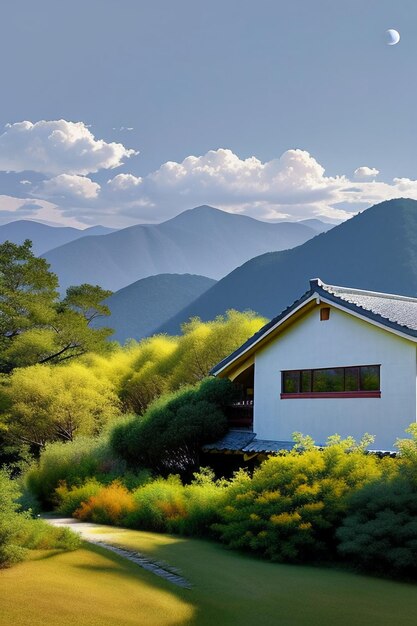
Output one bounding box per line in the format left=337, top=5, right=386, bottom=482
left=280, top=364, right=381, bottom=399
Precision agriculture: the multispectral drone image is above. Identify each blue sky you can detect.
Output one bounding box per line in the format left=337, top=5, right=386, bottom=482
left=0, top=0, right=415, bottom=227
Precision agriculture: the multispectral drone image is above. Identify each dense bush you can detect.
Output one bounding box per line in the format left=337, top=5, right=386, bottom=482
left=125, top=469, right=228, bottom=535
left=75, top=481, right=136, bottom=525
left=0, top=469, right=80, bottom=568
left=119, top=311, right=265, bottom=414
left=213, top=437, right=384, bottom=563
left=15, top=518, right=81, bottom=553
left=24, top=431, right=126, bottom=508
left=65, top=468, right=228, bottom=537
left=336, top=425, right=417, bottom=577
left=3, top=362, right=120, bottom=448
left=55, top=479, right=103, bottom=516
left=111, top=378, right=235, bottom=476
left=0, top=469, right=27, bottom=567
left=337, top=475, right=417, bottom=576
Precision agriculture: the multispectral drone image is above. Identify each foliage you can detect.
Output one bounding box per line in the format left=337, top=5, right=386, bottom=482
left=127, top=468, right=228, bottom=536
left=55, top=479, right=103, bottom=516
left=63, top=468, right=228, bottom=537
left=119, top=336, right=177, bottom=414
left=15, top=518, right=81, bottom=552
left=336, top=424, right=417, bottom=576
left=336, top=475, right=417, bottom=576
left=24, top=433, right=126, bottom=507
left=120, top=311, right=265, bottom=414
left=0, top=240, right=113, bottom=372
left=0, top=469, right=27, bottom=567
left=75, top=481, right=136, bottom=525
left=0, top=469, right=80, bottom=568
left=2, top=363, right=121, bottom=448
left=213, top=436, right=384, bottom=563
left=110, top=377, right=235, bottom=475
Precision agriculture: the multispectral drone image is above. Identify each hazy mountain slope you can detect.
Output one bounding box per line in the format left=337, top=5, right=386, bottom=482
left=97, top=274, right=216, bottom=343
left=0, top=220, right=116, bottom=255
left=158, top=199, right=417, bottom=334
left=299, top=218, right=334, bottom=232
left=42, top=205, right=324, bottom=292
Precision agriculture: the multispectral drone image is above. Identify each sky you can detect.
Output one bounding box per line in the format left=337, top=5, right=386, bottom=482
left=0, top=0, right=416, bottom=228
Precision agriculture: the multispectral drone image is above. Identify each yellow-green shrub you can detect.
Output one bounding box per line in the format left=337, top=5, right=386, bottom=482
left=74, top=481, right=136, bottom=525
left=55, top=479, right=103, bottom=516
left=214, top=437, right=385, bottom=562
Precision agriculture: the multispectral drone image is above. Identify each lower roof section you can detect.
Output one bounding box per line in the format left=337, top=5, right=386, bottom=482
left=202, top=430, right=397, bottom=456
left=202, top=430, right=295, bottom=454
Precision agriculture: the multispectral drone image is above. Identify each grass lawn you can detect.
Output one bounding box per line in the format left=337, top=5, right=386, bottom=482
left=2, top=526, right=417, bottom=626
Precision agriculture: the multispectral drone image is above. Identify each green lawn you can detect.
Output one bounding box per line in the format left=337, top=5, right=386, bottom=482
left=2, top=526, right=417, bottom=626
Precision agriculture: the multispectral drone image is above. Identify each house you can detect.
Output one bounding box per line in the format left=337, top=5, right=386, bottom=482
left=207, top=278, right=417, bottom=454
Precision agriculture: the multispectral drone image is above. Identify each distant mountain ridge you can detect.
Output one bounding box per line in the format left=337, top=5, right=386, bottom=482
left=42, top=205, right=331, bottom=292
left=157, top=198, right=417, bottom=334
left=97, top=273, right=216, bottom=343
left=0, top=220, right=116, bottom=256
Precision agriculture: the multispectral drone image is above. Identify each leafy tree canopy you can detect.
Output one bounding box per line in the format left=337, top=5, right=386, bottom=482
left=0, top=240, right=113, bottom=371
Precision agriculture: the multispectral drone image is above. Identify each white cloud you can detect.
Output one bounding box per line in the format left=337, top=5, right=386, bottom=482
left=354, top=166, right=379, bottom=180
left=7, top=143, right=417, bottom=228
left=0, top=120, right=137, bottom=176
left=41, top=174, right=100, bottom=200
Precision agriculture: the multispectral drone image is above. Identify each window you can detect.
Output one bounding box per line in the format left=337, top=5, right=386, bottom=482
left=281, top=365, right=380, bottom=398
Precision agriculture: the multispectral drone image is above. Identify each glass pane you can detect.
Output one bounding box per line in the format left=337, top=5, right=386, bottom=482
left=301, top=370, right=312, bottom=393
left=313, top=368, right=344, bottom=392
left=283, top=371, right=299, bottom=393
left=360, top=366, right=380, bottom=391
left=345, top=367, right=359, bottom=391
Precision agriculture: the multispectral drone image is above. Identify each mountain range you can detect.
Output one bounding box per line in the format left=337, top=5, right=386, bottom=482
left=157, top=198, right=417, bottom=335
left=0, top=220, right=116, bottom=256
left=41, top=206, right=331, bottom=292
left=99, top=273, right=216, bottom=343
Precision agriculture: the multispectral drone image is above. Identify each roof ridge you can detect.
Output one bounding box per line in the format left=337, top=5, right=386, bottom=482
left=314, top=279, right=417, bottom=303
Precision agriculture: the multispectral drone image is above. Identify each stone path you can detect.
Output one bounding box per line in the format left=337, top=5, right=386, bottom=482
left=47, top=518, right=192, bottom=589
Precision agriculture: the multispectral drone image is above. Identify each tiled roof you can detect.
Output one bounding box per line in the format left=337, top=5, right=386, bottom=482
left=203, top=431, right=396, bottom=455
left=318, top=280, right=417, bottom=334
left=211, top=277, right=417, bottom=375
left=242, top=439, right=295, bottom=453
left=202, top=431, right=295, bottom=454
left=202, top=430, right=256, bottom=452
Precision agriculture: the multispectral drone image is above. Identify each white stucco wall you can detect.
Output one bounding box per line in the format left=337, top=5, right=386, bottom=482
left=253, top=305, right=417, bottom=450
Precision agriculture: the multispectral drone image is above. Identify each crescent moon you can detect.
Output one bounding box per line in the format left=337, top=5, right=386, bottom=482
left=386, top=29, right=400, bottom=45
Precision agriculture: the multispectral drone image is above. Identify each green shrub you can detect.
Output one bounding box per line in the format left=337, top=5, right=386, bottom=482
left=74, top=481, right=136, bottom=525
left=0, top=469, right=80, bottom=568
left=213, top=438, right=383, bottom=563
left=125, top=475, right=186, bottom=532
left=55, top=479, right=103, bottom=516
left=124, top=470, right=227, bottom=536
left=24, top=433, right=126, bottom=508
left=16, top=518, right=81, bottom=551
left=55, top=470, right=151, bottom=517
left=0, top=469, right=28, bottom=567
left=337, top=476, right=417, bottom=576
left=176, top=468, right=229, bottom=537
left=111, top=377, right=234, bottom=476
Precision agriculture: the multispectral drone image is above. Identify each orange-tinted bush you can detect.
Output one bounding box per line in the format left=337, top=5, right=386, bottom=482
left=75, top=481, right=135, bottom=525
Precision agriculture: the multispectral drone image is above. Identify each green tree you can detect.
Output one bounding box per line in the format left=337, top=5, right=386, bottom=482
left=0, top=240, right=113, bottom=371
left=111, top=377, right=236, bottom=476
left=3, top=362, right=121, bottom=448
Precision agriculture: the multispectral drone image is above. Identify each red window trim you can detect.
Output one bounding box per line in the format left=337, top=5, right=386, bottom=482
left=280, top=391, right=381, bottom=399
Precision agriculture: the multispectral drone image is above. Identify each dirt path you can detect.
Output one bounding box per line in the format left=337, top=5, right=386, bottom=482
left=47, top=517, right=192, bottom=589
